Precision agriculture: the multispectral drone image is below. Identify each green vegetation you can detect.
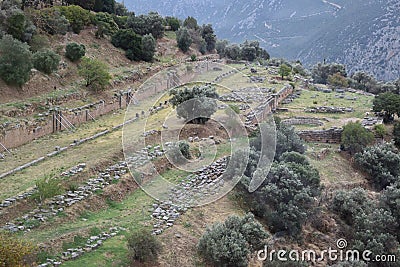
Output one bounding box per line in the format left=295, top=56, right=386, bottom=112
left=58, top=5, right=93, bottom=34
left=31, top=174, right=64, bottom=202
left=33, top=49, right=60, bottom=74
left=0, top=231, right=36, bottom=267
left=341, top=122, right=374, bottom=154
left=198, top=214, right=267, bottom=267
left=278, top=63, right=292, bottom=80
left=220, top=40, right=269, bottom=62
left=127, top=229, right=161, bottom=263
left=169, top=84, right=219, bottom=124
left=78, top=57, right=111, bottom=91
left=65, top=42, right=86, bottom=62
left=176, top=27, right=192, bottom=52
left=354, top=143, right=400, bottom=190
left=33, top=8, right=69, bottom=35
left=126, top=12, right=164, bottom=39
left=311, top=63, right=346, bottom=84
left=373, top=92, right=400, bottom=122
left=0, top=34, right=33, bottom=86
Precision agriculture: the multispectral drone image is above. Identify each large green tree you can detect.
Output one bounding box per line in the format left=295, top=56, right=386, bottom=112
left=373, top=92, right=400, bottom=122
left=201, top=24, right=216, bottom=52
left=169, top=84, right=219, bottom=124
left=127, top=12, right=164, bottom=39
left=176, top=27, right=192, bottom=52
left=311, top=63, right=346, bottom=84
left=140, top=34, right=156, bottom=62
left=341, top=122, right=374, bottom=154
left=278, top=63, right=292, bottom=80
left=78, top=57, right=111, bottom=91
left=0, top=35, right=33, bottom=86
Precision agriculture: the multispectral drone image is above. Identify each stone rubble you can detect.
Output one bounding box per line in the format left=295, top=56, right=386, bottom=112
left=305, top=106, right=354, bottom=113
left=151, top=157, right=228, bottom=235
left=0, top=163, right=87, bottom=211
left=36, top=227, right=125, bottom=267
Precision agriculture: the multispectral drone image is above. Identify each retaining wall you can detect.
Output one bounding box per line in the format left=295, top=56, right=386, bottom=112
left=297, top=128, right=343, bottom=143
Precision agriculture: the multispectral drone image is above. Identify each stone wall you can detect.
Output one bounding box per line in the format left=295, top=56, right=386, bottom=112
left=282, top=117, right=327, bottom=126
left=297, top=128, right=343, bottom=143
left=0, top=64, right=199, bottom=152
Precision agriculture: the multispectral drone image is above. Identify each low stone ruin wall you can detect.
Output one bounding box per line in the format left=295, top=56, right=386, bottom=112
left=282, top=117, right=327, bottom=126
left=297, top=128, right=343, bottom=143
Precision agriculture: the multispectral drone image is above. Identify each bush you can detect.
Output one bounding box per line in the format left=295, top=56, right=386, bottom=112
left=353, top=208, right=399, bottom=262
left=127, top=229, right=161, bottom=263
left=78, top=57, right=111, bottom=91
left=58, top=5, right=93, bottom=34
left=0, top=231, right=36, bottom=266
left=111, top=29, right=143, bottom=61
left=198, top=214, right=268, bottom=267
left=381, top=182, right=400, bottom=235
left=341, top=122, right=374, bottom=154
left=140, top=34, right=156, bottom=62
left=331, top=187, right=372, bottom=225
left=274, top=122, right=305, bottom=160
left=94, top=12, right=118, bottom=38
left=126, top=12, right=164, bottom=39
left=29, top=34, right=50, bottom=52
left=31, top=175, right=64, bottom=202
left=0, top=34, right=33, bottom=86
left=165, top=16, right=180, bottom=31
left=34, top=8, right=69, bottom=35
left=33, top=49, right=60, bottom=74
left=354, top=143, right=400, bottom=190
left=176, top=27, right=192, bottom=52
left=65, top=42, right=85, bottom=62
left=393, top=122, right=400, bottom=147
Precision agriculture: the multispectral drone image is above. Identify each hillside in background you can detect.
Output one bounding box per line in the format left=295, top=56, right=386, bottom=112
left=125, top=0, right=400, bottom=81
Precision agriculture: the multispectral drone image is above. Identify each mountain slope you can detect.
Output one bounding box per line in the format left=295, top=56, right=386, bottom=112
left=125, top=0, right=399, bottom=81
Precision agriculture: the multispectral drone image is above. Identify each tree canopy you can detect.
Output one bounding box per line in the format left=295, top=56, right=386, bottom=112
left=0, top=34, right=33, bottom=86
left=169, top=85, right=219, bottom=124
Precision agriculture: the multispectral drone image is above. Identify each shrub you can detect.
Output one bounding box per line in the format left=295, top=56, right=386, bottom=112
left=29, top=34, right=50, bottom=52
left=78, top=57, right=111, bottom=91
left=354, top=143, right=400, bottom=190
left=165, top=16, right=180, bottom=31
left=31, top=175, right=64, bottom=202
left=127, top=229, right=161, bottom=263
left=393, top=122, right=400, bottom=147
left=35, top=8, right=69, bottom=35
left=33, top=49, right=60, bottom=74
left=0, top=34, right=33, bottom=86
left=167, top=141, right=191, bottom=164
left=341, top=122, right=374, bottom=154
left=198, top=214, right=268, bottom=267
left=58, top=5, right=93, bottom=34
left=331, top=187, right=372, bottom=225
left=140, top=34, right=156, bottom=62
left=126, top=12, right=164, bottom=39
left=353, top=208, right=399, bottom=261
left=0, top=231, right=36, bottom=266
left=176, top=27, right=192, bottom=52
left=381, top=182, right=400, bottom=237
left=94, top=12, right=118, bottom=38
left=111, top=29, right=143, bottom=61
left=65, top=42, right=85, bottom=62
left=179, top=141, right=190, bottom=159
